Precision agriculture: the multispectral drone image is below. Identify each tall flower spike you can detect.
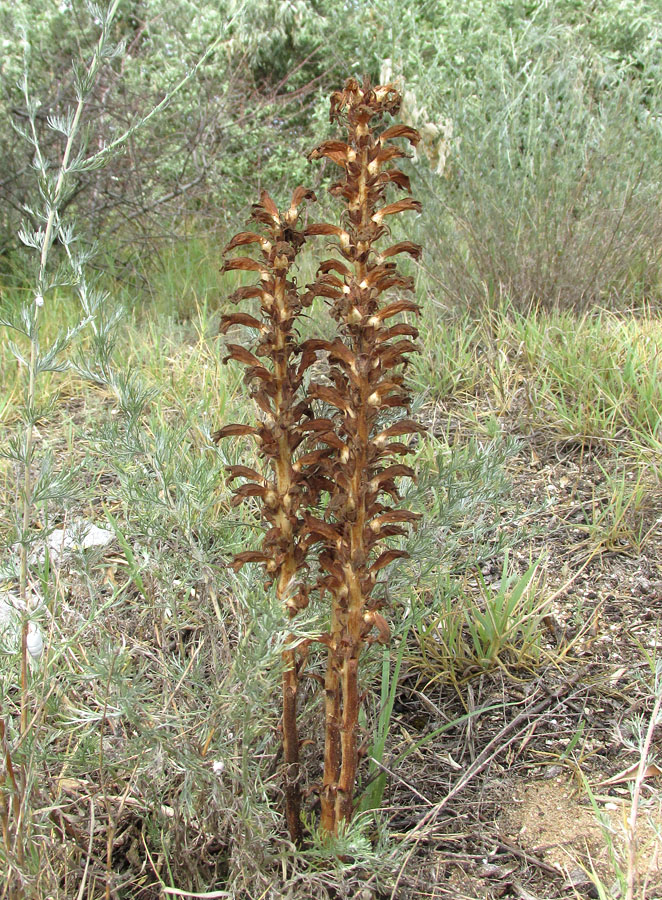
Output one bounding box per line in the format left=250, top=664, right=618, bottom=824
left=214, top=186, right=318, bottom=845
left=304, top=77, right=425, bottom=834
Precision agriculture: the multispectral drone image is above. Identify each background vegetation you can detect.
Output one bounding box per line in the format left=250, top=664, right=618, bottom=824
left=0, top=1, right=661, bottom=898
left=2, top=0, right=661, bottom=307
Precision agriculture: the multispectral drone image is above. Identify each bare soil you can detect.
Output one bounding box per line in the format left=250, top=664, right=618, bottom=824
left=376, top=417, right=662, bottom=900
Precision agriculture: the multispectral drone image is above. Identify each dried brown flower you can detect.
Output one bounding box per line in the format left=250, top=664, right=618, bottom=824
left=215, top=186, right=319, bottom=845
left=215, top=77, right=424, bottom=843
left=303, top=76, right=424, bottom=833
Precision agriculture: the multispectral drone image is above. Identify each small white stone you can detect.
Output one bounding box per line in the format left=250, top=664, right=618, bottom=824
left=26, top=622, right=43, bottom=659
left=45, top=521, right=115, bottom=564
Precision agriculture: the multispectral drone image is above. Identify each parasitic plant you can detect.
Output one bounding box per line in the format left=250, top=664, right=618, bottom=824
left=215, top=187, right=320, bottom=845
left=216, top=77, right=423, bottom=842
left=302, top=77, right=423, bottom=834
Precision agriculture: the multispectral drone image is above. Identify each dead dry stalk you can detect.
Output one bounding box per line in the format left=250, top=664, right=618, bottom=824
left=1, top=714, right=24, bottom=897
left=625, top=685, right=662, bottom=900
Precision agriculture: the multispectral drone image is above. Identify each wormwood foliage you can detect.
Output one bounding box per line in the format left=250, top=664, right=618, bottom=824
left=216, top=76, right=423, bottom=841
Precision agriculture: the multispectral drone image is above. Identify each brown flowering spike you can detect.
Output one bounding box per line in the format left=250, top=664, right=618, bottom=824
left=305, top=76, right=423, bottom=834
left=216, top=187, right=317, bottom=846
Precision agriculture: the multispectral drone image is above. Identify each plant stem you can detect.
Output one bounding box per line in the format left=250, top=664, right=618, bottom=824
left=278, top=559, right=302, bottom=844
left=625, top=686, right=662, bottom=900
left=335, top=393, right=369, bottom=826
left=281, top=630, right=301, bottom=843
left=333, top=158, right=371, bottom=822
left=0, top=715, right=24, bottom=882
left=320, top=611, right=341, bottom=834
left=273, top=260, right=303, bottom=845
left=219, top=188, right=317, bottom=843
left=309, top=77, right=422, bottom=835
left=17, top=0, right=121, bottom=738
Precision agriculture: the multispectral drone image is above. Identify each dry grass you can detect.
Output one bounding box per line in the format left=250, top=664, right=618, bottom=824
left=1, top=281, right=661, bottom=897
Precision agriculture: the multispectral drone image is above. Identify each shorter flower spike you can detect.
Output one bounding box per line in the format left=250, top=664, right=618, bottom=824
left=216, top=187, right=318, bottom=846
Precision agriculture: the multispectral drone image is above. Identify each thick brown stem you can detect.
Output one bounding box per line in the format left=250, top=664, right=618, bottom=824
left=336, top=648, right=360, bottom=824
left=334, top=473, right=369, bottom=826
left=276, top=467, right=303, bottom=844
left=321, top=124, right=376, bottom=834
left=320, top=611, right=342, bottom=834
left=222, top=188, right=318, bottom=843
left=276, top=451, right=303, bottom=845
left=282, top=631, right=302, bottom=845
left=274, top=282, right=303, bottom=844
